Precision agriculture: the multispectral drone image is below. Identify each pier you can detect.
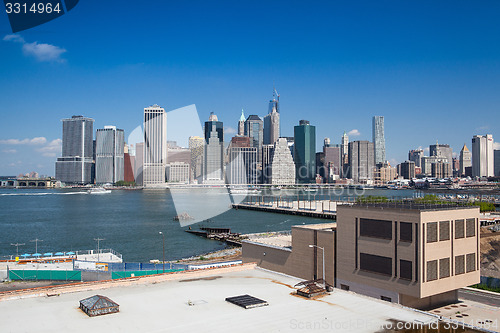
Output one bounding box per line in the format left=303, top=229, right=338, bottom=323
left=233, top=197, right=345, bottom=219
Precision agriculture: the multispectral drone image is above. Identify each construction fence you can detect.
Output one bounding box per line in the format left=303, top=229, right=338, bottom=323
left=8, top=270, right=81, bottom=281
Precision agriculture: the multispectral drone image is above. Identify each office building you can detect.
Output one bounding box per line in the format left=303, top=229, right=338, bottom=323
left=189, top=136, right=204, bottom=183
left=166, top=162, right=190, bottom=183
left=341, top=132, right=349, bottom=178
left=261, top=144, right=275, bottom=184
left=430, top=143, right=453, bottom=171
left=134, top=142, right=144, bottom=186
left=55, top=115, right=95, bottom=184
left=372, top=116, right=386, bottom=165
left=421, top=155, right=448, bottom=177
left=495, top=150, right=500, bottom=177
left=244, top=115, right=264, bottom=161
left=227, top=142, right=258, bottom=185
left=348, top=141, right=374, bottom=183
left=270, top=138, right=296, bottom=185
left=123, top=144, right=135, bottom=183
left=143, top=105, right=167, bottom=187
left=459, top=144, right=472, bottom=177
left=263, top=90, right=280, bottom=145
left=336, top=203, right=479, bottom=308
left=472, top=134, right=494, bottom=178
left=408, top=149, right=424, bottom=168
left=374, top=162, right=397, bottom=184
left=237, top=109, right=245, bottom=136
left=431, top=161, right=451, bottom=179
left=204, top=112, right=223, bottom=144
left=317, top=138, right=341, bottom=183
left=294, top=120, right=316, bottom=183
left=204, top=116, right=224, bottom=184
left=95, top=126, right=125, bottom=184
left=399, top=161, right=415, bottom=180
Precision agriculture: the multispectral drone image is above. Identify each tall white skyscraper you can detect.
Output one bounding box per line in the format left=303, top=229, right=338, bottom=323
left=264, top=89, right=280, bottom=145
left=95, top=126, right=124, bottom=184
left=472, top=134, right=494, bottom=178
left=55, top=115, right=94, bottom=184
left=143, top=105, right=167, bottom=187
left=270, top=138, right=295, bottom=185
left=372, top=116, right=386, bottom=165
left=204, top=122, right=224, bottom=184
left=459, top=144, right=472, bottom=176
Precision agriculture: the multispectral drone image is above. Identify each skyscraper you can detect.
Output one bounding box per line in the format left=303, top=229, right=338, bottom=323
left=472, top=134, right=494, bottom=178
left=372, top=116, right=386, bottom=165
left=261, top=144, right=275, bottom=184
left=95, top=126, right=124, bottom=184
left=143, top=104, right=167, bottom=187
left=55, top=115, right=95, bottom=184
left=270, top=138, right=295, bottom=185
left=189, top=136, right=205, bottom=183
left=322, top=138, right=341, bottom=183
left=495, top=150, right=500, bottom=177
left=263, top=90, right=280, bottom=145
left=227, top=136, right=257, bottom=185
left=204, top=116, right=224, bottom=184
left=204, top=112, right=223, bottom=144
left=238, top=109, right=245, bottom=136
left=459, top=144, right=472, bottom=177
left=341, top=132, right=349, bottom=177
left=294, top=120, right=316, bottom=183
left=430, top=142, right=453, bottom=171
left=348, top=141, right=375, bottom=183
left=244, top=115, right=264, bottom=161
left=408, top=149, right=424, bottom=168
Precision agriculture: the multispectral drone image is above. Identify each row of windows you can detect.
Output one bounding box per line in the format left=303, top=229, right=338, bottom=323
left=426, top=219, right=476, bottom=243
left=359, top=218, right=414, bottom=242
left=426, top=253, right=476, bottom=281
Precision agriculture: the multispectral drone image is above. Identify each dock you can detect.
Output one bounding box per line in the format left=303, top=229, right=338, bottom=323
left=233, top=198, right=344, bottom=219
left=185, top=227, right=246, bottom=246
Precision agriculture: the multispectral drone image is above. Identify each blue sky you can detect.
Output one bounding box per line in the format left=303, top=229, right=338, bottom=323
left=1, top=0, right=500, bottom=176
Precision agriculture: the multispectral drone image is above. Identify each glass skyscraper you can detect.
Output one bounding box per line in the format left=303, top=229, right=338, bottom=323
left=244, top=115, right=263, bottom=162
left=294, top=120, right=316, bottom=183
left=372, top=116, right=386, bottom=165
left=95, top=126, right=124, bottom=184
left=55, top=115, right=95, bottom=184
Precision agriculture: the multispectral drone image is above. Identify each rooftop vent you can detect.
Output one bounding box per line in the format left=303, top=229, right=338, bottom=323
left=225, top=294, right=268, bottom=309
left=79, top=295, right=119, bottom=317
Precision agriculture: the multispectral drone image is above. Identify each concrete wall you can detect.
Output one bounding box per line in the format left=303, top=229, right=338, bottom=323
left=242, top=242, right=294, bottom=276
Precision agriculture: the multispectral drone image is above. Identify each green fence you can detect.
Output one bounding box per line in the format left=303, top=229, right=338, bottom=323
left=9, top=270, right=82, bottom=281
left=111, top=269, right=183, bottom=279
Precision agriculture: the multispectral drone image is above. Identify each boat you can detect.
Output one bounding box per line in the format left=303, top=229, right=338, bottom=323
left=87, top=188, right=111, bottom=194
left=229, top=188, right=261, bottom=195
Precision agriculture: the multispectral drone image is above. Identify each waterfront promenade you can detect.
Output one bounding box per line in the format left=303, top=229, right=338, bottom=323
left=233, top=197, right=347, bottom=219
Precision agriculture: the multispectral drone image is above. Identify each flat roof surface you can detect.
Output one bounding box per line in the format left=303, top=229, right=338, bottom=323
left=340, top=202, right=479, bottom=212
left=293, top=223, right=337, bottom=230
left=0, top=267, right=437, bottom=332
left=246, top=235, right=292, bottom=248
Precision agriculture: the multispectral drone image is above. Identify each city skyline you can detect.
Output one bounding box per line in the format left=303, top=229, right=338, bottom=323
left=2, top=2, right=500, bottom=175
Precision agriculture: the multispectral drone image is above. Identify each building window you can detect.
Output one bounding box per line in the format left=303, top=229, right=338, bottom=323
left=439, top=258, right=450, bottom=279
left=381, top=296, right=392, bottom=302
left=359, top=218, right=392, bottom=240
left=466, top=219, right=476, bottom=238
left=400, top=222, right=412, bottom=242
left=400, top=260, right=412, bottom=280
left=340, top=284, right=350, bottom=291
left=360, top=253, right=392, bottom=276
left=439, top=221, right=450, bottom=241
left=455, top=220, right=465, bottom=239
left=426, top=222, right=438, bottom=243
left=427, top=260, right=438, bottom=281
left=466, top=253, right=476, bottom=273
left=455, top=255, right=465, bottom=275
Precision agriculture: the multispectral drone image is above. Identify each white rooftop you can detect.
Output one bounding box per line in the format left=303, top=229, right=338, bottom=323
left=0, top=267, right=436, bottom=332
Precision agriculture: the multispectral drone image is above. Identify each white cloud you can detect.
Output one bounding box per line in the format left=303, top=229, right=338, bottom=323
left=2, top=149, right=17, bottom=154
left=494, top=142, right=500, bottom=150
left=36, top=139, right=62, bottom=157
left=3, top=34, right=66, bottom=62
left=347, top=129, right=361, bottom=137
left=0, top=137, right=47, bottom=145
left=224, top=127, right=237, bottom=135
left=3, top=34, right=25, bottom=43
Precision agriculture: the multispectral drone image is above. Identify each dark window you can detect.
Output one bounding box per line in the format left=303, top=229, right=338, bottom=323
left=439, top=221, right=450, bottom=241
left=427, top=222, right=438, bottom=243
left=466, top=219, right=476, bottom=238
left=340, top=284, right=350, bottom=291
left=381, top=296, right=392, bottom=302
left=360, top=218, right=392, bottom=240
left=400, top=222, right=412, bottom=242
left=360, top=253, right=392, bottom=276
left=427, top=260, right=438, bottom=281
left=400, top=260, right=412, bottom=280
left=455, top=255, right=465, bottom=275
left=466, top=253, right=476, bottom=273
left=455, top=220, right=465, bottom=239
left=439, top=258, right=450, bottom=279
